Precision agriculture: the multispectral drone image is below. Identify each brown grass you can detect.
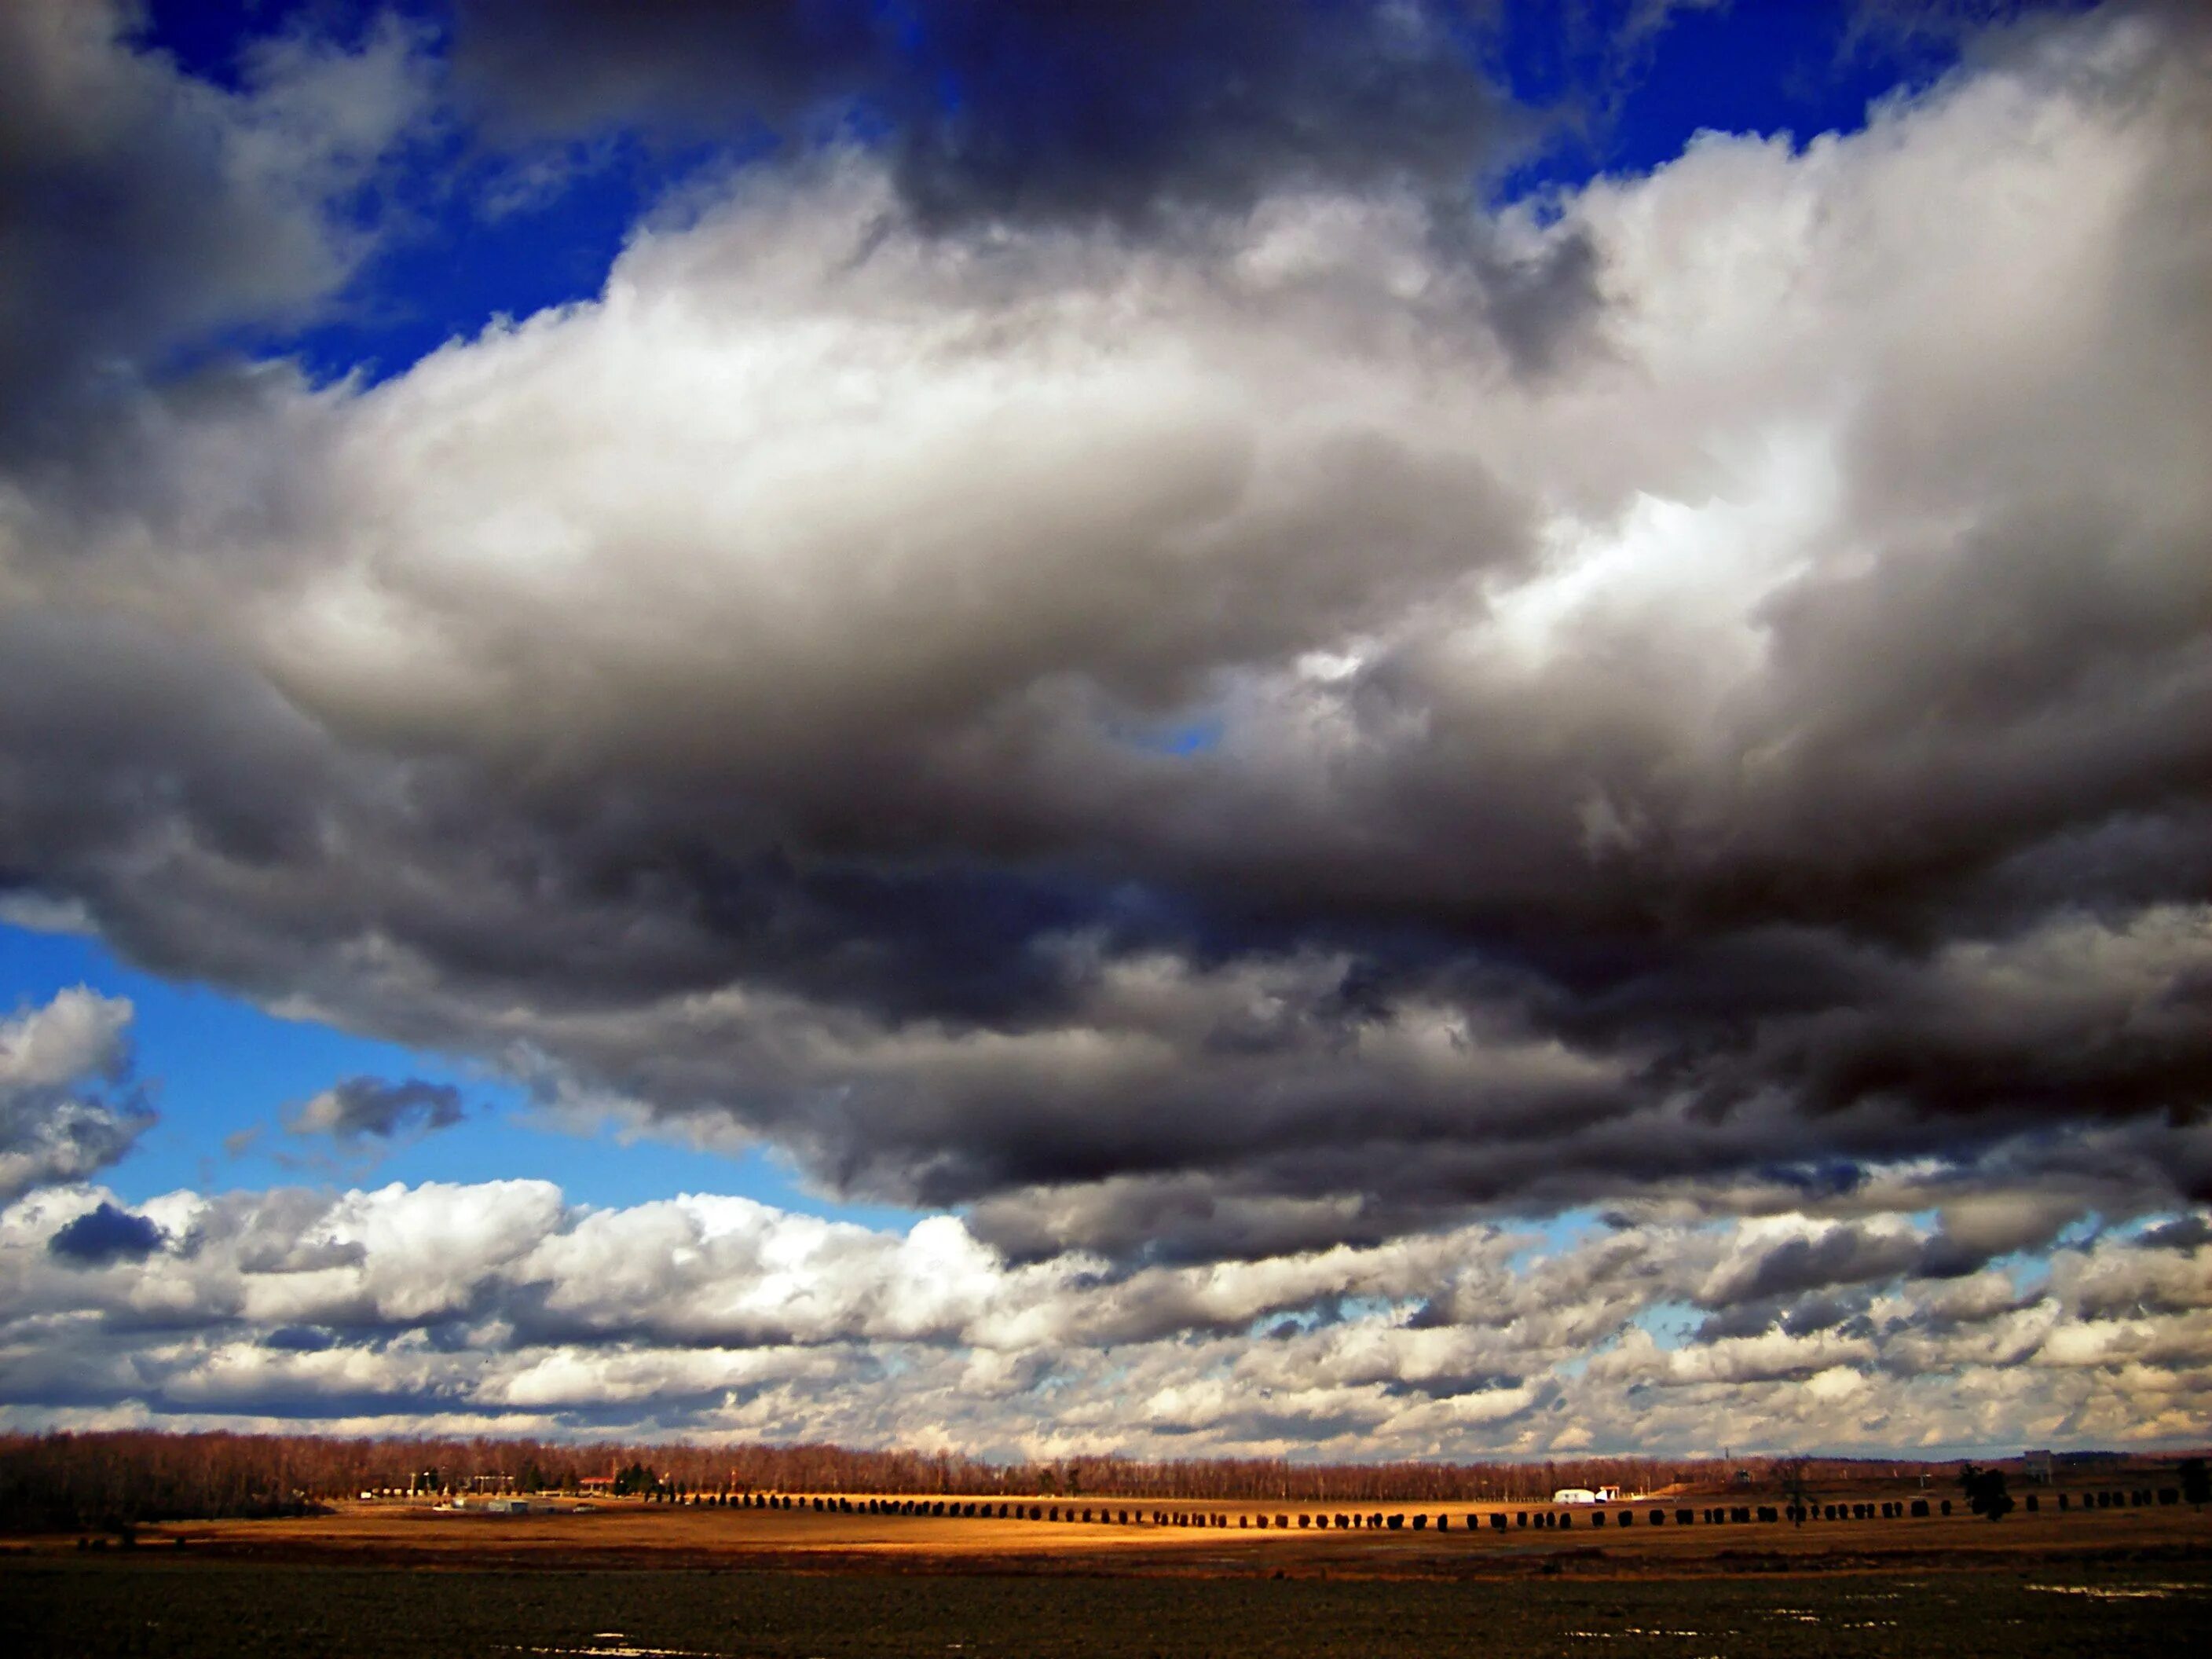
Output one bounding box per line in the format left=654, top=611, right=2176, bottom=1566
left=17, top=1486, right=2205, bottom=1583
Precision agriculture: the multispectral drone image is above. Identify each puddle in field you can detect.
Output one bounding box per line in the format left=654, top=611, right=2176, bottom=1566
left=506, top=1641, right=720, bottom=1657
left=1562, top=1629, right=1713, bottom=1639
left=2025, top=1583, right=2203, bottom=1600
left=1569, top=1603, right=1910, bottom=1641
left=1759, top=1607, right=1895, bottom=1629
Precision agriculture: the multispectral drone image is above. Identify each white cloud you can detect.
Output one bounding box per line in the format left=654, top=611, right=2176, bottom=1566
left=0, top=1174, right=2204, bottom=1456
left=0, top=987, right=148, bottom=1200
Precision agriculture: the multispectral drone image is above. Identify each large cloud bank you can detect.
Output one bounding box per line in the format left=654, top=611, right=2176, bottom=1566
left=3, top=1173, right=2205, bottom=1455
left=0, top=2, right=2208, bottom=1445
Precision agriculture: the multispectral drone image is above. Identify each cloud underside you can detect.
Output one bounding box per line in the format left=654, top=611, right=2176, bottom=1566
left=2, top=1177, right=2205, bottom=1455
left=0, top=4, right=2209, bottom=1266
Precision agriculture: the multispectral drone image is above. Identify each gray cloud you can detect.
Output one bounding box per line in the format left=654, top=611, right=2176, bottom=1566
left=2140, top=1214, right=2212, bottom=1251
left=1697, top=1225, right=1926, bottom=1309
left=287, top=1076, right=466, bottom=1142
left=0, top=0, right=432, bottom=452
left=452, top=1, right=1521, bottom=231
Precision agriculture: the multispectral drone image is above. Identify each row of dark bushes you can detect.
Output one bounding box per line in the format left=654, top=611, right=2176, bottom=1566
left=647, top=1491, right=2009, bottom=1531
left=662, top=1477, right=2208, bottom=1533
left=710, top=1492, right=1778, bottom=1530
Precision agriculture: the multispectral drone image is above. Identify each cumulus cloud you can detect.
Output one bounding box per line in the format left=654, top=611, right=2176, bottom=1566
left=0, top=989, right=151, bottom=1201
left=1, top=1176, right=2203, bottom=1455
left=0, top=3, right=2206, bottom=1273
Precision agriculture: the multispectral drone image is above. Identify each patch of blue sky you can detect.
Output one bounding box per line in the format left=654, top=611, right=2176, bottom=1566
left=2070, top=1209, right=2130, bottom=1246
left=0, top=919, right=921, bottom=1227
left=1114, top=712, right=1225, bottom=758
left=1484, top=0, right=2062, bottom=207
left=1501, top=1205, right=1607, bottom=1270
left=144, top=5, right=766, bottom=394
left=259, top=120, right=780, bottom=393
left=1332, top=1293, right=1413, bottom=1326
left=273, top=152, right=660, bottom=390
left=141, top=0, right=427, bottom=92
left=1245, top=1306, right=1329, bottom=1340
left=2019, top=1209, right=2111, bottom=1287
left=1628, top=1299, right=1701, bottom=1352
left=1996, top=1255, right=2052, bottom=1302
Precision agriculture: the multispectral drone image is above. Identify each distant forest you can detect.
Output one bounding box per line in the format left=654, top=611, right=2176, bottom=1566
left=3, top=1430, right=2170, bottom=1532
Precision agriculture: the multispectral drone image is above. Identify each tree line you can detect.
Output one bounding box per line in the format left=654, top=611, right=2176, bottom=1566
left=0, top=1430, right=2142, bottom=1531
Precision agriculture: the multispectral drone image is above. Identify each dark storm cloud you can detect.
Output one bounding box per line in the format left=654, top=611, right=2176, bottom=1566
left=287, top=1076, right=466, bottom=1141
left=1689, top=1197, right=2082, bottom=1320
left=450, top=2, right=1611, bottom=376
left=1697, top=1225, right=1925, bottom=1309
left=453, top=0, right=1519, bottom=229
left=2139, top=1214, right=2212, bottom=1251
left=261, top=1325, right=339, bottom=1352
left=0, top=1, right=429, bottom=452
left=47, top=1200, right=163, bottom=1265
left=0, top=4, right=2207, bottom=1266
left=966, top=1177, right=1445, bottom=1267
left=1693, top=1291, right=1877, bottom=1346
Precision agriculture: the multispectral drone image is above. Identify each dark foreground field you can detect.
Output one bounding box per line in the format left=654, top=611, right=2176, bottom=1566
left=5, top=1556, right=2207, bottom=1658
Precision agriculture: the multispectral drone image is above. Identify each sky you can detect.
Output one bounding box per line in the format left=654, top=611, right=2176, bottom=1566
left=0, top=0, right=2207, bottom=1462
